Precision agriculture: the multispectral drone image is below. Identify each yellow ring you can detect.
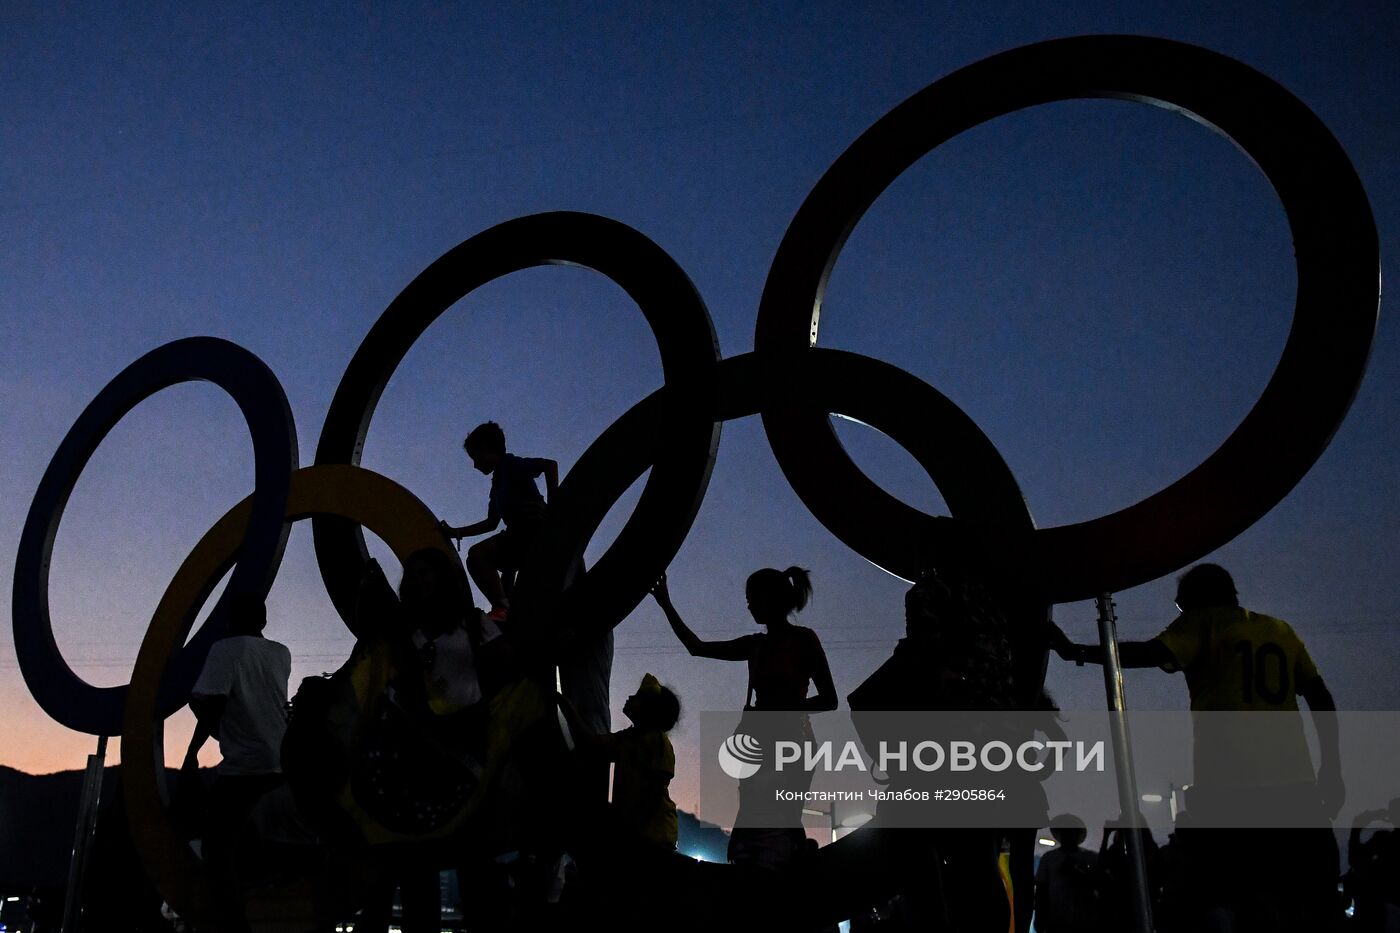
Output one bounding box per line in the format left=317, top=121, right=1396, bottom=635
left=121, top=464, right=458, bottom=925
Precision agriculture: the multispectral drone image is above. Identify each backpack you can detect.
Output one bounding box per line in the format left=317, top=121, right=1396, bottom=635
left=280, top=653, right=370, bottom=843
left=281, top=635, right=561, bottom=847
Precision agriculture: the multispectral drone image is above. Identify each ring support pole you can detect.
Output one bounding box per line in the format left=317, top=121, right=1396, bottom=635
left=1096, top=593, right=1153, bottom=933
left=60, top=734, right=108, bottom=933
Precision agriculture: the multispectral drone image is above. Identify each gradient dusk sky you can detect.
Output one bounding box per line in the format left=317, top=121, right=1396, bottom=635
left=3, top=3, right=1398, bottom=816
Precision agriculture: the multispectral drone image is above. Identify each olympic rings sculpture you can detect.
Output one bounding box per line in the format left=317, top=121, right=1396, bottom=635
left=11, top=35, right=1378, bottom=930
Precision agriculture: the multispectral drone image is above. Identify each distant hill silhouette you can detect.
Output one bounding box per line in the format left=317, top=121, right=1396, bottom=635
left=0, top=764, right=167, bottom=929
left=0, top=765, right=116, bottom=891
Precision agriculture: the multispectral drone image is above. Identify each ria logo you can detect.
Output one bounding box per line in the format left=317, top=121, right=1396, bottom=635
left=718, top=733, right=764, bottom=779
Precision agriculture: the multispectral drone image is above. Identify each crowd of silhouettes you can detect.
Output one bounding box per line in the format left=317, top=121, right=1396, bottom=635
left=173, top=417, right=1396, bottom=933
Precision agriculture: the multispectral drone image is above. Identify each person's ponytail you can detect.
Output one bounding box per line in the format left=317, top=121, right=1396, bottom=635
left=784, top=566, right=813, bottom=613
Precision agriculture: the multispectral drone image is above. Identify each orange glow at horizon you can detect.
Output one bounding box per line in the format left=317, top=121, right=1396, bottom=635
left=0, top=673, right=707, bottom=819
left=0, top=678, right=222, bottom=775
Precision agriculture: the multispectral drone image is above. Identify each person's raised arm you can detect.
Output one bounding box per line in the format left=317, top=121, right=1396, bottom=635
left=650, top=574, right=754, bottom=661
left=1047, top=621, right=1174, bottom=669
left=353, top=558, right=399, bottom=638
left=539, top=458, right=559, bottom=503
left=804, top=631, right=838, bottom=712
left=1299, top=674, right=1344, bottom=818
left=441, top=514, right=499, bottom=539
left=576, top=729, right=618, bottom=761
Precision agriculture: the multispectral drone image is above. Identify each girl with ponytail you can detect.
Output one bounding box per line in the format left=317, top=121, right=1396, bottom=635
left=651, top=565, right=837, bottom=868
left=650, top=566, right=835, bottom=713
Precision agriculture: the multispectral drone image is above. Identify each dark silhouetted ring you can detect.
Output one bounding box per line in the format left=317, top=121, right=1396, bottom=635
left=122, top=464, right=463, bottom=924
left=313, top=211, right=721, bottom=635
left=12, top=34, right=1382, bottom=929
left=755, top=34, right=1379, bottom=602
left=11, top=337, right=296, bottom=736
left=526, top=348, right=1038, bottom=655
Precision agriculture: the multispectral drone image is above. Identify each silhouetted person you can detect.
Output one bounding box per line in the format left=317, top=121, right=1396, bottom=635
left=1098, top=817, right=1163, bottom=931
left=1007, top=688, right=1065, bottom=933
left=441, top=421, right=613, bottom=742
left=1034, top=815, right=1104, bottom=933
left=190, top=593, right=291, bottom=933
left=1347, top=798, right=1400, bottom=932
left=1153, top=830, right=1192, bottom=933
left=1050, top=563, right=1343, bottom=932
left=651, top=567, right=836, bottom=868
left=849, top=563, right=1017, bottom=716
left=398, top=547, right=485, bottom=714
left=588, top=673, right=681, bottom=851
left=848, top=564, right=1017, bottom=932
left=442, top=420, right=557, bottom=622
left=796, top=836, right=843, bottom=933
left=355, top=548, right=489, bottom=933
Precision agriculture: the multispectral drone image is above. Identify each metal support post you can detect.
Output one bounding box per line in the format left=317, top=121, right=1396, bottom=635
left=1096, top=593, right=1154, bottom=933
left=61, top=734, right=108, bottom=933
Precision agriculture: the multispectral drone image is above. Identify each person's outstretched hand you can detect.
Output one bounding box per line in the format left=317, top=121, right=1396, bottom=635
left=1045, top=620, right=1074, bottom=658
left=359, top=557, right=386, bottom=591
left=650, top=572, right=672, bottom=606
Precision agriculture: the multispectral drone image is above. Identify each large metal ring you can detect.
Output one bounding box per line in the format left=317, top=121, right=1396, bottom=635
left=755, top=34, right=1379, bottom=601
left=531, top=348, right=1039, bottom=656
left=312, top=211, right=721, bottom=634
left=12, top=34, right=1381, bottom=931
left=11, top=337, right=296, bottom=735
left=121, top=464, right=462, bottom=925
